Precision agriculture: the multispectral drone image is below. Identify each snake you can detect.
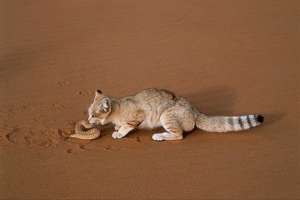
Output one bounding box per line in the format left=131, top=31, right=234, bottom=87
left=69, top=120, right=101, bottom=140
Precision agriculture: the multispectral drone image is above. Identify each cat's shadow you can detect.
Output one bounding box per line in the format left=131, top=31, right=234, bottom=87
left=185, top=86, right=237, bottom=115
left=181, top=86, right=237, bottom=138
left=183, top=86, right=284, bottom=138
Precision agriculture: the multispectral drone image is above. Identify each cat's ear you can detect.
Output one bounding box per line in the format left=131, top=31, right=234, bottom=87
left=100, top=97, right=111, bottom=113
left=95, top=89, right=102, bottom=96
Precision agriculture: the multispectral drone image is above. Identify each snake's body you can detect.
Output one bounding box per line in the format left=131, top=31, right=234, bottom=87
left=69, top=120, right=100, bottom=140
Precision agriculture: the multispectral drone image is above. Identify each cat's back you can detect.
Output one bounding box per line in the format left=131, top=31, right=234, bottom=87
left=133, top=88, right=176, bottom=105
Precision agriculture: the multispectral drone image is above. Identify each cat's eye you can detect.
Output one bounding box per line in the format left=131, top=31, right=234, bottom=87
left=91, top=114, right=96, bottom=118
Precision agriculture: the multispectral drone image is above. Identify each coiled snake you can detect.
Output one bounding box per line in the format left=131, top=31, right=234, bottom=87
left=69, top=120, right=101, bottom=140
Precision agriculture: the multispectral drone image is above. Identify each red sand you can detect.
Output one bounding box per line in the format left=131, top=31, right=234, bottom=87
left=1, top=0, right=299, bottom=199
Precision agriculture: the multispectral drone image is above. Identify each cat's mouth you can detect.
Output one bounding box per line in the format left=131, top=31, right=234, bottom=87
left=88, top=118, right=101, bottom=125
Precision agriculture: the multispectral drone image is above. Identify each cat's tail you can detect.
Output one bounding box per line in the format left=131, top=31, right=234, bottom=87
left=195, top=113, right=264, bottom=132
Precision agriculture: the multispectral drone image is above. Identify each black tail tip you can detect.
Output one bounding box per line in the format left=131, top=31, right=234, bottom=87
left=256, top=115, right=264, bottom=123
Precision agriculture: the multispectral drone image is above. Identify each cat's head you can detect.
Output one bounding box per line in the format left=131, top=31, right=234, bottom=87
left=88, top=89, right=112, bottom=125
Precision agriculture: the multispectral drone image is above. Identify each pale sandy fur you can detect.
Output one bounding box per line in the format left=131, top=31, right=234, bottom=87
left=86, top=88, right=264, bottom=141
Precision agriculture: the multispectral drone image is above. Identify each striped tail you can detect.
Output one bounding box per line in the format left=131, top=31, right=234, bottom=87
left=196, top=113, right=264, bottom=132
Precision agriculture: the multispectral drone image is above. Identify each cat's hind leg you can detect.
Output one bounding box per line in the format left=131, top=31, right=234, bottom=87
left=152, top=108, right=183, bottom=141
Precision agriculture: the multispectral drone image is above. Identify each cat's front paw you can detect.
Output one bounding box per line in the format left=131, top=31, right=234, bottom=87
left=112, top=131, right=124, bottom=139
left=114, top=125, right=120, bottom=131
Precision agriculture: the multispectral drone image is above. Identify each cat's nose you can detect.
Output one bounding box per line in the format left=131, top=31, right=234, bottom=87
left=88, top=114, right=95, bottom=120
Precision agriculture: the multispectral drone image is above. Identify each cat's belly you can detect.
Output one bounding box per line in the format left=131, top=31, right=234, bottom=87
left=138, top=113, right=161, bottom=130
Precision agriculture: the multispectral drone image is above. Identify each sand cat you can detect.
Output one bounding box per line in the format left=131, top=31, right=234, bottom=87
left=87, top=88, right=264, bottom=141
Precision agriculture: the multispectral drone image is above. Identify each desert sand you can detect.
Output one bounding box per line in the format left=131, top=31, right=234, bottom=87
left=1, top=0, right=299, bottom=199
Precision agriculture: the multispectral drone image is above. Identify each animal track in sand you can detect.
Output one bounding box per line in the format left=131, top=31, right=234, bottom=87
left=136, top=136, right=141, bottom=142
left=57, top=128, right=71, bottom=140
left=78, top=144, right=86, bottom=150
left=1, top=121, right=123, bottom=153
left=22, top=129, right=61, bottom=148
left=52, top=103, right=65, bottom=111
left=4, top=128, right=19, bottom=144
left=57, top=80, right=70, bottom=87
left=104, top=145, right=112, bottom=150
left=0, top=126, right=65, bottom=148
left=66, top=148, right=73, bottom=153
left=77, top=90, right=92, bottom=96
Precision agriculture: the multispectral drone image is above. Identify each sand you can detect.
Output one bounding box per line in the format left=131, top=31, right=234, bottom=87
left=1, top=0, right=299, bottom=199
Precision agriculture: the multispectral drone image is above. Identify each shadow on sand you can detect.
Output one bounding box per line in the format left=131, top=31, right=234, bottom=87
left=183, top=86, right=284, bottom=138
left=185, top=86, right=237, bottom=115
